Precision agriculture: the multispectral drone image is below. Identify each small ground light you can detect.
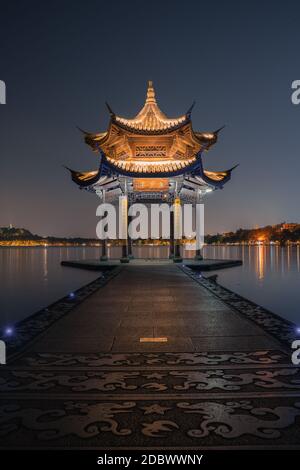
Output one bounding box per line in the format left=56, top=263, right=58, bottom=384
left=140, top=337, right=168, bottom=343
left=4, top=327, right=13, bottom=336
left=296, top=327, right=300, bottom=334
left=69, top=292, right=75, bottom=299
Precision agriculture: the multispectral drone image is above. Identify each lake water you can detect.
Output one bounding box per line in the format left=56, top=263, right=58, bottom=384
left=203, top=245, right=300, bottom=325
left=0, top=247, right=101, bottom=328
left=0, top=245, right=299, bottom=328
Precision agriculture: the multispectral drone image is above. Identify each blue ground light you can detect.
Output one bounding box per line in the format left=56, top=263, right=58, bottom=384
left=4, top=326, right=13, bottom=336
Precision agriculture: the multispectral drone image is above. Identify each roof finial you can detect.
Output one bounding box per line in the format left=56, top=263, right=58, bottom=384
left=146, top=80, right=156, bottom=104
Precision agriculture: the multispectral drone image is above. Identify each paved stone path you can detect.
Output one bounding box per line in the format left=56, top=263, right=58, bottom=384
left=1, top=264, right=300, bottom=449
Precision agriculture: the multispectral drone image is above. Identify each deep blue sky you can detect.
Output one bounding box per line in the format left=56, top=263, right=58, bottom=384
left=0, top=0, right=299, bottom=236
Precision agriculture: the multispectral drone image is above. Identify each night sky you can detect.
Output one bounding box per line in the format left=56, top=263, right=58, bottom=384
left=0, top=0, right=299, bottom=237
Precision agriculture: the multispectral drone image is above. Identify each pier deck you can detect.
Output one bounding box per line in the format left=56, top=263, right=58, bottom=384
left=1, top=264, right=300, bottom=449
left=61, top=257, right=243, bottom=271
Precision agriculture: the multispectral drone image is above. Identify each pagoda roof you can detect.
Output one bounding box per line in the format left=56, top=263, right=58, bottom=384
left=76, top=81, right=225, bottom=180
left=66, top=81, right=237, bottom=186
left=65, top=157, right=237, bottom=188
left=112, top=81, right=189, bottom=134
left=82, top=126, right=220, bottom=153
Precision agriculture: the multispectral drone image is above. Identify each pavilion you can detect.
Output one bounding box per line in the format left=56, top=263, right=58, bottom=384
left=66, top=81, right=237, bottom=262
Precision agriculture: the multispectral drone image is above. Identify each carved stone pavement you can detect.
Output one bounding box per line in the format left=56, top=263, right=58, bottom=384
left=1, top=264, right=299, bottom=449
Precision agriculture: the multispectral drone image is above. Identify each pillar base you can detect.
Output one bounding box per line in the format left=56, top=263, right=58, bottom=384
left=120, top=257, right=130, bottom=264
left=173, top=256, right=183, bottom=263
left=194, top=254, right=203, bottom=261
left=100, top=255, right=108, bottom=261
left=128, top=254, right=134, bottom=259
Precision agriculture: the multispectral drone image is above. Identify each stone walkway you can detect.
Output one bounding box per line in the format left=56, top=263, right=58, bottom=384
left=1, top=265, right=300, bottom=449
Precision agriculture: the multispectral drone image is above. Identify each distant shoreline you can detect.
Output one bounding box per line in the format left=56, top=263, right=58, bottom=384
left=1, top=223, right=300, bottom=247
left=1, top=241, right=300, bottom=248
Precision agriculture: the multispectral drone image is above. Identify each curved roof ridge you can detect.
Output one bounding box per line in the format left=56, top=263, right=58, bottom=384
left=114, top=81, right=188, bottom=132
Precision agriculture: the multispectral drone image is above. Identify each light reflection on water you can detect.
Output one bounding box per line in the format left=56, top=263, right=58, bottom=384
left=204, top=245, right=300, bottom=324
left=0, top=245, right=299, bottom=327
left=0, top=247, right=102, bottom=327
